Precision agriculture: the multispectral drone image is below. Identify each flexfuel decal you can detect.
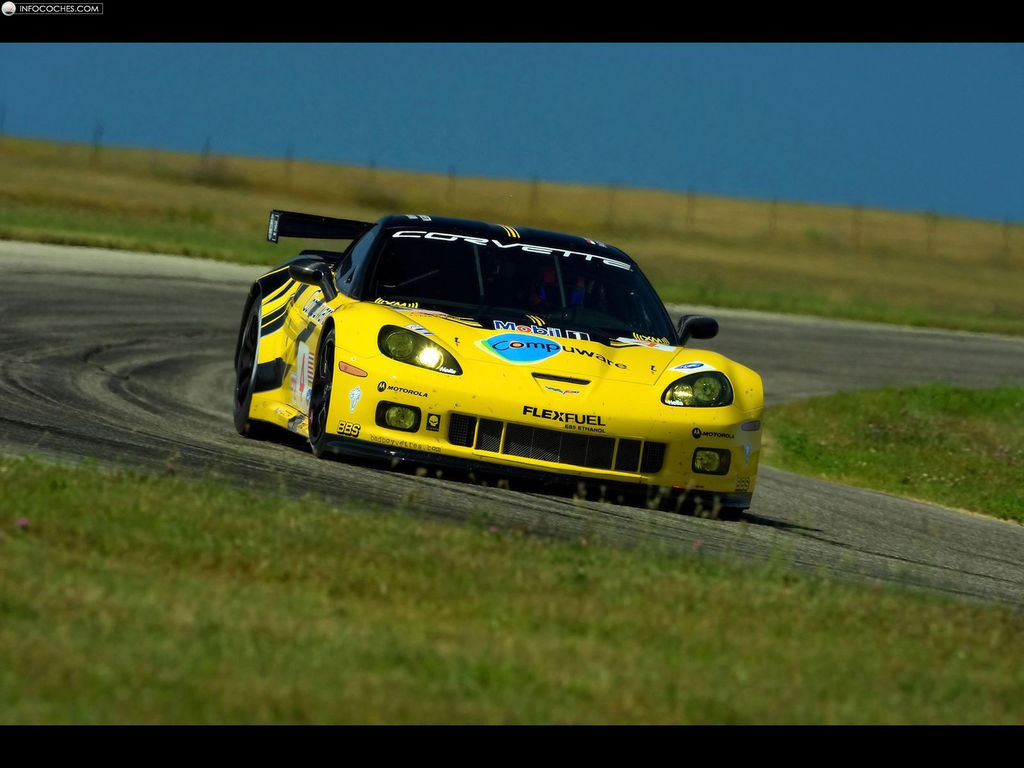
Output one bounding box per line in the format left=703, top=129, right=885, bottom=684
left=523, top=406, right=606, bottom=433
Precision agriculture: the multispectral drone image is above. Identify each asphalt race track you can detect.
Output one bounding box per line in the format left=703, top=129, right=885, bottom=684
left=2, top=241, right=1023, bottom=609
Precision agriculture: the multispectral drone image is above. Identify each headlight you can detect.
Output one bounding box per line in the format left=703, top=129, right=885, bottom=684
left=662, top=372, right=733, bottom=407
left=378, top=326, right=462, bottom=375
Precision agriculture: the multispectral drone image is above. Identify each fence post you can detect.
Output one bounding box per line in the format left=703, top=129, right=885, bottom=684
left=852, top=204, right=863, bottom=251
left=447, top=166, right=457, bottom=208
left=91, top=119, right=103, bottom=165
left=606, top=182, right=618, bottom=229
left=925, top=210, right=936, bottom=258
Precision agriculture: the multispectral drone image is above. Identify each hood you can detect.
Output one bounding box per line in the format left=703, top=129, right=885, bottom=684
left=384, top=306, right=738, bottom=388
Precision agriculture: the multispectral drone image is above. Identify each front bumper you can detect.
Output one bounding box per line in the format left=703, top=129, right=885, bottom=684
left=315, top=354, right=763, bottom=507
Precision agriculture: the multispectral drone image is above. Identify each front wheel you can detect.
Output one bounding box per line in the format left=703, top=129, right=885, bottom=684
left=308, top=327, right=335, bottom=458
left=234, top=300, right=266, bottom=437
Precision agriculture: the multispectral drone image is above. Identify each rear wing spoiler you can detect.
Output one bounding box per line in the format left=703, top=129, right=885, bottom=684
left=267, top=210, right=374, bottom=243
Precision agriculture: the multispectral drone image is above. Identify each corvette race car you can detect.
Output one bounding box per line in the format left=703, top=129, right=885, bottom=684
left=234, top=210, right=763, bottom=515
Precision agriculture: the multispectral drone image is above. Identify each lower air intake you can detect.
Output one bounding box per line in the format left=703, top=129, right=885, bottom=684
left=502, top=424, right=615, bottom=470
left=448, top=414, right=476, bottom=447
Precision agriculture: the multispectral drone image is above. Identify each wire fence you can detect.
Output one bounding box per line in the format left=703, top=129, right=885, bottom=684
left=1, top=121, right=1018, bottom=267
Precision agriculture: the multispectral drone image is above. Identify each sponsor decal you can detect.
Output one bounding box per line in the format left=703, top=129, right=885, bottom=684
left=368, top=434, right=442, bottom=453
left=522, top=405, right=605, bottom=427
left=492, top=320, right=590, bottom=341
left=301, top=296, right=332, bottom=324
left=562, top=344, right=627, bottom=368
left=375, top=298, right=419, bottom=308
left=477, top=333, right=628, bottom=368
left=544, top=386, right=581, bottom=396
left=633, top=332, right=671, bottom=345
left=378, top=381, right=428, bottom=398
left=584, top=238, right=607, bottom=248
left=692, top=427, right=735, bottom=440
left=290, top=342, right=315, bottom=407
left=426, top=413, right=441, bottom=432
left=499, top=225, right=520, bottom=238
left=337, top=421, right=361, bottom=438
left=348, top=385, right=362, bottom=413
left=671, top=361, right=715, bottom=373
left=404, top=214, right=432, bottom=221
left=404, top=323, right=434, bottom=336
left=338, top=361, right=367, bottom=377
left=391, top=230, right=633, bottom=271
left=477, top=333, right=562, bottom=365
left=613, top=336, right=677, bottom=352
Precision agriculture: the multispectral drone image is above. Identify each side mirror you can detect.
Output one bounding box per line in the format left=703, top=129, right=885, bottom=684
left=676, top=314, right=718, bottom=345
left=288, top=258, right=338, bottom=301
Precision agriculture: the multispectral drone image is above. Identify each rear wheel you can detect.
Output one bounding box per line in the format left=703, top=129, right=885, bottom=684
left=234, top=300, right=268, bottom=437
left=308, top=327, right=335, bottom=458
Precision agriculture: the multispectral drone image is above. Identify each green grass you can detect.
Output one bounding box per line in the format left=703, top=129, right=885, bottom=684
left=764, top=384, right=1024, bottom=523
left=2, top=454, right=1023, bottom=724
left=2, top=135, right=1023, bottom=335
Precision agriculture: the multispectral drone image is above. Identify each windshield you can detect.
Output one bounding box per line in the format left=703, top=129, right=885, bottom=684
left=368, top=229, right=676, bottom=341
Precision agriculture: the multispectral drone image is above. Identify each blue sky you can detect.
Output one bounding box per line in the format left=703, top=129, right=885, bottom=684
left=2, top=43, right=1021, bottom=222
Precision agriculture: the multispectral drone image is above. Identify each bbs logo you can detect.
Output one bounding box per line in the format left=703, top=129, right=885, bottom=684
left=337, top=421, right=361, bottom=438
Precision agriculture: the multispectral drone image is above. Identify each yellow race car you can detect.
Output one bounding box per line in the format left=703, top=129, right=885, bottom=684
left=234, top=210, right=763, bottom=516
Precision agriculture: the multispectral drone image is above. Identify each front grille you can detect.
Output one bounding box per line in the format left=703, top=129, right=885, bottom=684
left=640, top=442, right=667, bottom=474
left=447, top=413, right=668, bottom=476
left=448, top=414, right=477, bottom=447
left=476, top=419, right=503, bottom=452
left=615, top=439, right=642, bottom=472
left=503, top=423, right=615, bottom=469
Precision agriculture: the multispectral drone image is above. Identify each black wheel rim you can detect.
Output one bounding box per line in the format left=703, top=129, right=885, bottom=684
left=235, top=309, right=259, bottom=411
left=309, top=332, right=334, bottom=445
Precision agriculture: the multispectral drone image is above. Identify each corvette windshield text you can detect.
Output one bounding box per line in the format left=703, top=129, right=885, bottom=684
left=392, top=230, right=632, bottom=271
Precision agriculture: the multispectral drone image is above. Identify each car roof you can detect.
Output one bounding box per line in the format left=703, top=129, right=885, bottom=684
left=375, top=214, right=638, bottom=267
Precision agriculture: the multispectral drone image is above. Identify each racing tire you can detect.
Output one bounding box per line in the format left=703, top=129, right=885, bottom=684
left=308, top=327, right=335, bottom=458
left=234, top=300, right=271, bottom=438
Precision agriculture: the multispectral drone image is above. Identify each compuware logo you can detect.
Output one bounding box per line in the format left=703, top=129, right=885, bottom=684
left=476, top=332, right=561, bottom=365
left=2, top=2, right=15, bottom=14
